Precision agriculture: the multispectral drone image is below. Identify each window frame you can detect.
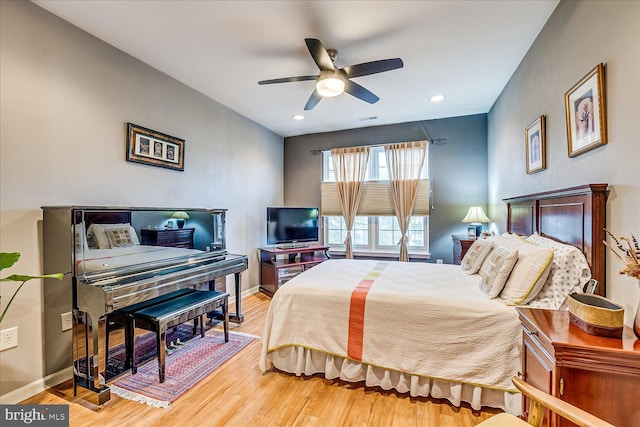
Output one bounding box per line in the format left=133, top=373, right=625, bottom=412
left=321, top=146, right=430, bottom=257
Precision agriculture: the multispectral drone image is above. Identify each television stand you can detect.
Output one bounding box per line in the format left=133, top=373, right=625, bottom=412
left=276, top=243, right=310, bottom=250
left=259, top=244, right=330, bottom=297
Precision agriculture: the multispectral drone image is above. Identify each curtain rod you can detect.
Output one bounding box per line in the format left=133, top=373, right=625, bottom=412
left=309, top=138, right=446, bottom=155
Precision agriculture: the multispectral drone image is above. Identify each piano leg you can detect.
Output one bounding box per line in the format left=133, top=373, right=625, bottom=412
left=208, top=272, right=244, bottom=323
left=72, top=309, right=111, bottom=405
left=229, top=271, right=244, bottom=323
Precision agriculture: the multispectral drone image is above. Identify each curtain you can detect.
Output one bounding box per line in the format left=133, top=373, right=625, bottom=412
left=330, top=146, right=370, bottom=259
left=384, top=141, right=427, bottom=261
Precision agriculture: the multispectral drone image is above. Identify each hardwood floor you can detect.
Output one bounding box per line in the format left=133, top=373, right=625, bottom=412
left=22, top=292, right=501, bottom=426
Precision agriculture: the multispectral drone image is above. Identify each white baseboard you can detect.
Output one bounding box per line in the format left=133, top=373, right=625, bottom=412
left=0, top=366, right=72, bottom=404
left=241, top=285, right=260, bottom=298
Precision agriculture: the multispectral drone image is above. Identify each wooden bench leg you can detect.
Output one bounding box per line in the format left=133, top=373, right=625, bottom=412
left=131, top=318, right=138, bottom=375
left=199, top=314, right=205, bottom=338
left=157, top=322, right=166, bottom=383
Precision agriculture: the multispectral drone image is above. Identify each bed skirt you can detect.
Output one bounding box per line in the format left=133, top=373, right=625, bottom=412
left=267, top=345, right=522, bottom=416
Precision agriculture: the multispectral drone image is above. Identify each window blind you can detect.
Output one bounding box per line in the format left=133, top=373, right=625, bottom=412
left=321, top=179, right=430, bottom=216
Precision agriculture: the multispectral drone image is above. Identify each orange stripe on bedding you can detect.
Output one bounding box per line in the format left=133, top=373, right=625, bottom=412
left=347, top=262, right=389, bottom=361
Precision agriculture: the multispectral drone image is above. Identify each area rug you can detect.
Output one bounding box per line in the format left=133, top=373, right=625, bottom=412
left=109, top=326, right=257, bottom=408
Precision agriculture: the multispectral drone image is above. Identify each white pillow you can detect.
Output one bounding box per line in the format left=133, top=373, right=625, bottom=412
left=478, top=246, right=519, bottom=298
left=461, top=239, right=493, bottom=274
left=87, top=223, right=139, bottom=249
left=525, top=233, right=591, bottom=309
left=500, top=239, right=554, bottom=305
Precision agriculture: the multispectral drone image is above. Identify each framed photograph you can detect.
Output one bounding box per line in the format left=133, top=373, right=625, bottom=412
left=525, top=115, right=546, bottom=174
left=564, top=63, right=607, bottom=157
left=467, top=225, right=478, bottom=238
left=126, top=123, right=185, bottom=171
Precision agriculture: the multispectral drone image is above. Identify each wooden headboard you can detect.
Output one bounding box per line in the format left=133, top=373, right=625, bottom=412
left=504, top=184, right=608, bottom=296
left=74, top=210, right=132, bottom=229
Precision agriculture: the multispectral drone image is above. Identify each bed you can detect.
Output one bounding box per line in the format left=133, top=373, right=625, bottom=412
left=73, top=210, right=214, bottom=277
left=260, top=184, right=608, bottom=414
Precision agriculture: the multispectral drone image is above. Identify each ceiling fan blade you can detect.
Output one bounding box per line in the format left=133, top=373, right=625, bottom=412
left=304, top=89, right=322, bottom=110
left=344, top=80, right=379, bottom=104
left=341, top=58, right=404, bottom=79
left=305, top=38, right=335, bottom=72
left=258, top=75, right=318, bottom=85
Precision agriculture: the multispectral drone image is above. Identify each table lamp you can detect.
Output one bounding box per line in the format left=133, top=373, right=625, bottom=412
left=462, top=206, right=490, bottom=237
left=172, top=211, right=190, bottom=228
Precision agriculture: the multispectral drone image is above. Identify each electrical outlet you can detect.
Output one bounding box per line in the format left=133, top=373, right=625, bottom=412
left=61, top=312, right=73, bottom=332
left=1, top=327, right=18, bottom=351
left=436, top=259, right=444, bottom=264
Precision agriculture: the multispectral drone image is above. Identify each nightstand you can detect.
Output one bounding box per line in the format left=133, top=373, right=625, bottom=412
left=516, top=307, right=640, bottom=427
left=141, top=227, right=195, bottom=248
left=452, top=235, right=475, bottom=265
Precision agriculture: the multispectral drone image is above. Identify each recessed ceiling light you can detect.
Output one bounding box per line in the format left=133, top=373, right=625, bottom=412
left=430, top=94, right=445, bottom=102
left=292, top=114, right=304, bottom=120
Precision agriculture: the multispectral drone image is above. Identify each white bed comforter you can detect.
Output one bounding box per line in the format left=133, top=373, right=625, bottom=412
left=260, top=259, right=522, bottom=401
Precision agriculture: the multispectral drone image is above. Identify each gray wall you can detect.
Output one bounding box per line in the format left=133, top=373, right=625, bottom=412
left=284, top=114, right=488, bottom=263
left=0, top=1, right=283, bottom=398
left=488, top=0, right=640, bottom=324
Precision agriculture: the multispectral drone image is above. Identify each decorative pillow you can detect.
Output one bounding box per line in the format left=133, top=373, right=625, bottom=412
left=500, top=240, right=554, bottom=305
left=73, top=226, right=88, bottom=253
left=478, top=246, right=519, bottom=298
left=525, top=233, right=591, bottom=309
left=461, top=238, right=493, bottom=274
left=106, top=227, right=136, bottom=248
left=87, top=223, right=139, bottom=249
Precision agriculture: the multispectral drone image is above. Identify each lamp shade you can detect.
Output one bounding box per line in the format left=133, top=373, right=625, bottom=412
left=172, top=211, right=190, bottom=220
left=461, top=206, right=490, bottom=223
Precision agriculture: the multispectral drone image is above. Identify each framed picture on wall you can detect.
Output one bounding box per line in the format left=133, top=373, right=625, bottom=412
left=525, top=115, right=546, bottom=174
left=564, top=63, right=607, bottom=158
left=126, top=123, right=185, bottom=171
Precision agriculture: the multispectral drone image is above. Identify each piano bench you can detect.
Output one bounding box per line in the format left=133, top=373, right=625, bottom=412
left=130, top=290, right=229, bottom=383
left=105, top=288, right=198, bottom=370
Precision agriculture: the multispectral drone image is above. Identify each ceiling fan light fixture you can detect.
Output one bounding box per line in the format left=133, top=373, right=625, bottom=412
left=316, top=71, right=345, bottom=97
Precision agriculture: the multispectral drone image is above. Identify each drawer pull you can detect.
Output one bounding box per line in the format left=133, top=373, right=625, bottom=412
left=526, top=330, right=538, bottom=336
left=559, top=378, right=565, bottom=396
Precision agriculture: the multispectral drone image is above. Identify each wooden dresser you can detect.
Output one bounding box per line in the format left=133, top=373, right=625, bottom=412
left=141, top=227, right=195, bottom=248
left=516, top=307, right=640, bottom=427
left=452, top=235, right=475, bottom=265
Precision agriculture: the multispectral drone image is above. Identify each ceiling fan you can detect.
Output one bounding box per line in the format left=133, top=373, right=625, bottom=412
left=258, top=38, right=404, bottom=111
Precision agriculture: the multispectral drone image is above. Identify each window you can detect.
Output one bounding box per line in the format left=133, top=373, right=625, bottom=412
left=322, top=146, right=429, bottom=256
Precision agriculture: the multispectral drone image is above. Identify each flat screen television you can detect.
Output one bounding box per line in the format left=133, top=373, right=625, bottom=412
left=267, top=207, right=319, bottom=246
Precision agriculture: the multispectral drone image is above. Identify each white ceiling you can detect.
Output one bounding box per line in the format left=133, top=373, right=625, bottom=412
left=33, top=0, right=559, bottom=138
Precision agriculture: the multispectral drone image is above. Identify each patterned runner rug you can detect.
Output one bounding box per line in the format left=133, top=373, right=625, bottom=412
left=110, top=325, right=257, bottom=408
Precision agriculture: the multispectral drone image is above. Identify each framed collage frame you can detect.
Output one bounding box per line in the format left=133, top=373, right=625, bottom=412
left=126, top=123, right=185, bottom=171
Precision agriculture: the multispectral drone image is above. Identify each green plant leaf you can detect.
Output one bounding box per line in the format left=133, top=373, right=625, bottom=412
left=0, top=252, right=64, bottom=324
left=1, top=273, right=64, bottom=282
left=0, top=253, right=20, bottom=271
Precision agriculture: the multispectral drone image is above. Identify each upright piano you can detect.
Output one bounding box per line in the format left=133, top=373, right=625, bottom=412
left=42, top=206, right=248, bottom=405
